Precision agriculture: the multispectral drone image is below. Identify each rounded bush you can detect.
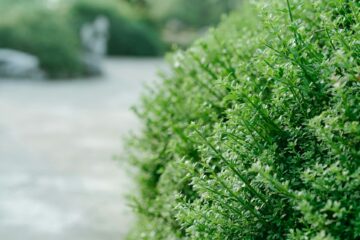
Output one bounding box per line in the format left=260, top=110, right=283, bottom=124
left=0, top=3, right=83, bottom=78
left=127, top=0, right=360, bottom=239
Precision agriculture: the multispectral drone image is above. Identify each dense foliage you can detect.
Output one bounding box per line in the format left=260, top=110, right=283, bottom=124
left=127, top=0, right=360, bottom=239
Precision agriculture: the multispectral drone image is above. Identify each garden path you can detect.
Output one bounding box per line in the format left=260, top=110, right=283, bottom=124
left=0, top=58, right=165, bottom=240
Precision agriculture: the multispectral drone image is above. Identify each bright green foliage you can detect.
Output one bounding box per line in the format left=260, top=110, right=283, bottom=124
left=127, top=0, right=360, bottom=239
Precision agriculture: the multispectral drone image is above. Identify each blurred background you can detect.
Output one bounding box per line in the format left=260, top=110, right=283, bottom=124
left=0, top=0, right=240, bottom=78
left=0, top=0, right=239, bottom=239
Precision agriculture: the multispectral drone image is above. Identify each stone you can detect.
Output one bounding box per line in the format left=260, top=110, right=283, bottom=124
left=0, top=49, right=44, bottom=79
left=80, top=16, right=110, bottom=76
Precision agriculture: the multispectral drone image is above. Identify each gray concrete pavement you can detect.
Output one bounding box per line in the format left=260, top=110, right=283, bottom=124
left=0, top=58, right=165, bottom=240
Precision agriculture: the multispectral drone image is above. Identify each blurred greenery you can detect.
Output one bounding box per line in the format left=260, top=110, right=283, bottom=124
left=0, top=0, right=83, bottom=77
left=127, top=0, right=241, bottom=47
left=147, top=0, right=237, bottom=28
left=0, top=0, right=238, bottom=77
left=71, top=0, right=164, bottom=56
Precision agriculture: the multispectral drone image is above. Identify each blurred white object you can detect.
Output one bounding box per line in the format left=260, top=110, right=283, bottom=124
left=81, top=16, right=110, bottom=75
left=0, top=49, right=44, bottom=79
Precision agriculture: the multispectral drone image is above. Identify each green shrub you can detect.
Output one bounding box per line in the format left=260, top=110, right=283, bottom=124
left=71, top=0, right=164, bottom=56
left=0, top=2, right=83, bottom=77
left=127, top=0, right=360, bottom=239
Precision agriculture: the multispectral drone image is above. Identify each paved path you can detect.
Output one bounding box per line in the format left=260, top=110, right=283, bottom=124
left=0, top=58, right=165, bottom=240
